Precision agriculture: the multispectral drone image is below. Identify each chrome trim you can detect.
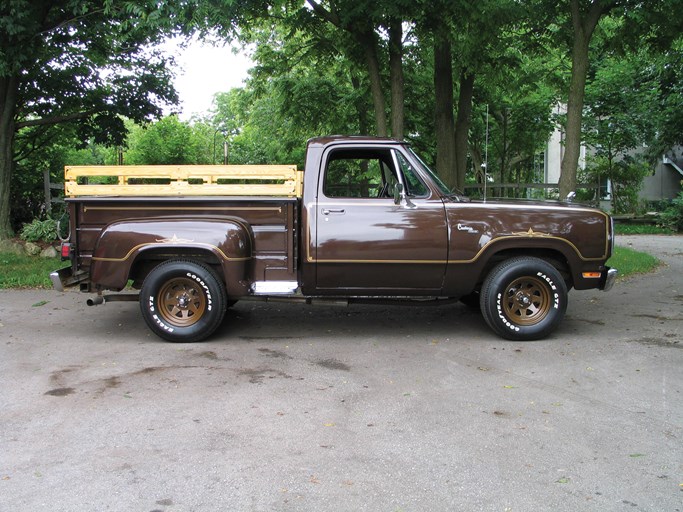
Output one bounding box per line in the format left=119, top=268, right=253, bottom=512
left=602, top=268, right=618, bottom=292
left=50, top=271, right=65, bottom=292
left=251, top=281, right=299, bottom=295
left=50, top=267, right=73, bottom=292
left=50, top=267, right=89, bottom=292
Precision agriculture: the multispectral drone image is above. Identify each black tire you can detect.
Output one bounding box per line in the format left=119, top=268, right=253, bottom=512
left=480, top=257, right=567, bottom=341
left=140, top=259, right=227, bottom=342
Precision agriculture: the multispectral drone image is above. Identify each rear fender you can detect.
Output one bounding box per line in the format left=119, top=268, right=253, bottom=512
left=90, top=218, right=252, bottom=294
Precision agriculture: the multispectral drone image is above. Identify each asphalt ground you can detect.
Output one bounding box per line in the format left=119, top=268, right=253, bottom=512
left=1, top=235, right=681, bottom=511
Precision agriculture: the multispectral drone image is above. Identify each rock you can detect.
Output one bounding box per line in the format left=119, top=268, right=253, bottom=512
left=0, top=239, right=24, bottom=255
left=25, top=242, right=41, bottom=256
left=40, top=246, right=58, bottom=258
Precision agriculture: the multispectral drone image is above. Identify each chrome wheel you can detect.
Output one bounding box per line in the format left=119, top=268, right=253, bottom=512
left=157, top=277, right=206, bottom=327
left=480, top=257, right=567, bottom=341
left=140, top=259, right=227, bottom=343
left=502, top=276, right=551, bottom=326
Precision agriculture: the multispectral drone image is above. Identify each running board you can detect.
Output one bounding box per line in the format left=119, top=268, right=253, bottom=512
left=251, top=281, right=299, bottom=295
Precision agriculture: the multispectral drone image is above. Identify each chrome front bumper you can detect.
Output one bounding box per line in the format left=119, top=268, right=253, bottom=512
left=601, top=268, right=618, bottom=292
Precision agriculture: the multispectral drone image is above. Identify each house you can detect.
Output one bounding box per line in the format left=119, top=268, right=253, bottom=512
left=544, top=109, right=682, bottom=205
left=642, top=152, right=683, bottom=201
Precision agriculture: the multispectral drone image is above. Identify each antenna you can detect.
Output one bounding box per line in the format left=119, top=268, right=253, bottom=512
left=483, top=104, right=489, bottom=202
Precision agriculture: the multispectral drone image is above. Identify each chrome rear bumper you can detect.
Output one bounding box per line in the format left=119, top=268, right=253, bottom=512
left=50, top=267, right=88, bottom=292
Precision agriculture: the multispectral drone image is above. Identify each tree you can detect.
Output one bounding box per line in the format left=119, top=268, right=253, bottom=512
left=124, top=116, right=212, bottom=165
left=416, top=0, right=522, bottom=192
left=547, top=0, right=681, bottom=199
left=579, top=42, right=675, bottom=212
left=0, top=1, right=185, bottom=238
left=304, top=0, right=395, bottom=137
left=206, top=20, right=368, bottom=168
left=554, top=0, right=624, bottom=199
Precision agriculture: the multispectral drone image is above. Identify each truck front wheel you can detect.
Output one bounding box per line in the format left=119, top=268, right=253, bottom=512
left=480, top=257, right=567, bottom=341
left=140, top=259, right=227, bottom=342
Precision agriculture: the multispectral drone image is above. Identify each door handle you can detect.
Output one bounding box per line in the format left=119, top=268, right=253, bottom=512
left=322, top=208, right=346, bottom=215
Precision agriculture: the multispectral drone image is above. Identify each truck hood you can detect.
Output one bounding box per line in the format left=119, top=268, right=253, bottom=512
left=460, top=197, right=599, bottom=211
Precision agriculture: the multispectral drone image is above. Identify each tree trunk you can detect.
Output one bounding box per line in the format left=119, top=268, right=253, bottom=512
left=350, top=73, right=370, bottom=134
left=0, top=76, right=18, bottom=240
left=358, top=28, right=388, bottom=137
left=305, top=1, right=388, bottom=136
left=388, top=19, right=404, bottom=140
left=433, top=38, right=456, bottom=191
left=559, top=0, right=611, bottom=199
left=454, top=71, right=475, bottom=193
left=501, top=109, right=508, bottom=197
left=559, top=33, right=590, bottom=198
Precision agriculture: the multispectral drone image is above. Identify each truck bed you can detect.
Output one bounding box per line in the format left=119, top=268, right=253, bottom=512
left=67, top=195, right=299, bottom=285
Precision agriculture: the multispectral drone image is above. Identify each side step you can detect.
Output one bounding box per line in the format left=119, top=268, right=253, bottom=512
left=251, top=281, right=299, bottom=295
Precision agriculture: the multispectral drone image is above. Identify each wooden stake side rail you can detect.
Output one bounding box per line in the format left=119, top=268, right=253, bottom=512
left=64, top=165, right=303, bottom=198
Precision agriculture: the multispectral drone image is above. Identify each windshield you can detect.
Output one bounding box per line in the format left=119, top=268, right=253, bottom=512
left=407, top=148, right=453, bottom=196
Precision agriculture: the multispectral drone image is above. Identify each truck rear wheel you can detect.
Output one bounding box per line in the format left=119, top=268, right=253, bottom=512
left=140, top=259, right=227, bottom=342
left=480, top=257, right=567, bottom=341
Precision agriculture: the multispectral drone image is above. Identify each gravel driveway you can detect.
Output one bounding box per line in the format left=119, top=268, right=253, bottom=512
left=1, top=235, right=681, bottom=511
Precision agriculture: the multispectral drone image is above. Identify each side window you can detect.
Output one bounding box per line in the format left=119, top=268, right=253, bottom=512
left=396, top=151, right=429, bottom=197
left=323, top=149, right=397, bottom=198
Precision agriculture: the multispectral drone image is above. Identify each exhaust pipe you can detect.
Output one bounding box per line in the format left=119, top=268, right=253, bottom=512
left=86, top=296, right=105, bottom=306
left=86, top=293, right=138, bottom=306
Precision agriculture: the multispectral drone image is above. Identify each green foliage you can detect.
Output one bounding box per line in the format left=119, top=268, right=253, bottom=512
left=1, top=0, right=193, bottom=238
left=473, top=49, right=558, bottom=196
left=581, top=155, right=651, bottom=214
left=658, top=191, right=683, bottom=232
left=204, top=19, right=369, bottom=167
left=614, top=223, right=673, bottom=235
left=19, top=218, right=58, bottom=243
left=0, top=251, right=59, bottom=289
left=124, top=116, right=211, bottom=165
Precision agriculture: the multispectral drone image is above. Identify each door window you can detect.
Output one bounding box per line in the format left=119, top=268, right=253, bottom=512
left=395, top=151, right=429, bottom=197
left=323, top=148, right=398, bottom=199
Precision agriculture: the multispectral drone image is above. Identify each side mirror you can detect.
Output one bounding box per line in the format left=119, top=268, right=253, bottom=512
left=394, top=182, right=417, bottom=209
left=393, top=183, right=404, bottom=205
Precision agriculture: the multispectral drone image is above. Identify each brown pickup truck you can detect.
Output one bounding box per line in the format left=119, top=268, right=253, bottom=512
left=52, top=136, right=617, bottom=342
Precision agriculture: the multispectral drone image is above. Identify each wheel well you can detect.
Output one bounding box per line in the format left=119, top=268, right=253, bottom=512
left=479, top=249, right=572, bottom=291
left=128, top=248, right=223, bottom=289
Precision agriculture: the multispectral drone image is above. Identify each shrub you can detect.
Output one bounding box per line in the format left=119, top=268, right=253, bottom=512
left=658, top=190, right=683, bottom=232
left=19, top=218, right=58, bottom=243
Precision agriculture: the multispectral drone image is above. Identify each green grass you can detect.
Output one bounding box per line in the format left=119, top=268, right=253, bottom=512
left=607, top=245, right=660, bottom=279
left=614, top=223, right=673, bottom=235
left=0, top=251, right=63, bottom=289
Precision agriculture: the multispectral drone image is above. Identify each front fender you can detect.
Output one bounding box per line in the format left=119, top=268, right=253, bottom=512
left=90, top=217, right=252, bottom=292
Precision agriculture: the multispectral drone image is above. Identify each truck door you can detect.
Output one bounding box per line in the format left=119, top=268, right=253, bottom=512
left=313, top=146, right=448, bottom=294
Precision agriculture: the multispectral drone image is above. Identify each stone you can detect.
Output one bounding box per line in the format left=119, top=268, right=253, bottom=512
left=24, top=242, right=41, bottom=256
left=40, top=246, right=58, bottom=258
left=0, top=239, right=24, bottom=255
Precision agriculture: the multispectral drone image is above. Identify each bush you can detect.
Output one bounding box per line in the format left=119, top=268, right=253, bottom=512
left=581, top=155, right=650, bottom=214
left=658, top=191, right=683, bottom=232
left=19, top=218, right=58, bottom=243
